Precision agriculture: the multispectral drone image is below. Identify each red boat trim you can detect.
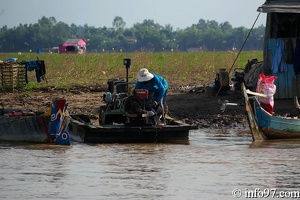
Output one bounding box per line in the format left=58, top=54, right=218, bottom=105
left=39, top=116, right=52, bottom=142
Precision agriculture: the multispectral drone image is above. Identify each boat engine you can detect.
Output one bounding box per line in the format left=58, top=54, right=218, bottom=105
left=123, top=89, right=151, bottom=126
left=99, top=58, right=155, bottom=126
left=99, top=91, right=128, bottom=125
left=100, top=89, right=154, bottom=126
left=99, top=89, right=149, bottom=126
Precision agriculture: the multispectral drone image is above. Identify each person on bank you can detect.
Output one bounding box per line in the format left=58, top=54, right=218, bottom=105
left=135, top=68, right=168, bottom=115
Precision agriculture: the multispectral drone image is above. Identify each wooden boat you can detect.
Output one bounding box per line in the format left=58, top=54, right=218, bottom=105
left=68, top=58, right=197, bottom=143
left=68, top=114, right=196, bottom=143
left=0, top=99, right=71, bottom=145
left=242, top=83, right=300, bottom=141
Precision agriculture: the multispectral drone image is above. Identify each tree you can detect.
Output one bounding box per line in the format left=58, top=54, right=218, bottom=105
left=133, top=19, right=167, bottom=51
left=113, top=16, right=126, bottom=32
left=176, top=27, right=203, bottom=51
left=0, top=16, right=265, bottom=52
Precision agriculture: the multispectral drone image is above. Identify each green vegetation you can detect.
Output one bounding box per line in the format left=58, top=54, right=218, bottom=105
left=0, top=51, right=263, bottom=89
left=0, top=16, right=265, bottom=53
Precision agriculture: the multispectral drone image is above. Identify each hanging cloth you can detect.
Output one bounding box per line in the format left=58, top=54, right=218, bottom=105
left=272, top=38, right=288, bottom=74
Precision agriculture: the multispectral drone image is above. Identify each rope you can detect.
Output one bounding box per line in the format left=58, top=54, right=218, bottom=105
left=216, top=11, right=261, bottom=97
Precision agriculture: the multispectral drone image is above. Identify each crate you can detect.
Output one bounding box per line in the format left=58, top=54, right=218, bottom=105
left=0, top=63, right=26, bottom=91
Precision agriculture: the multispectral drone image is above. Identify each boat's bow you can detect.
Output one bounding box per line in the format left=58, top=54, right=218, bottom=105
left=242, top=83, right=266, bottom=141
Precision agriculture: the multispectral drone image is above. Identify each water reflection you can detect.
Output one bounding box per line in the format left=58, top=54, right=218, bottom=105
left=0, top=143, right=71, bottom=199
left=1, top=129, right=300, bottom=199
left=249, top=139, right=300, bottom=191
left=250, top=138, right=300, bottom=149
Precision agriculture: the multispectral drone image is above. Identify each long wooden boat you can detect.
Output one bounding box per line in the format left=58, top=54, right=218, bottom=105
left=242, top=83, right=300, bottom=141
left=0, top=99, right=71, bottom=145
left=68, top=115, right=196, bottom=143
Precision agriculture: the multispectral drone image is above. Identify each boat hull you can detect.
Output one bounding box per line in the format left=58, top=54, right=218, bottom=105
left=0, top=98, right=71, bottom=145
left=68, top=116, right=195, bottom=143
left=0, top=116, right=51, bottom=143
left=257, top=110, right=300, bottom=140
left=261, top=128, right=300, bottom=139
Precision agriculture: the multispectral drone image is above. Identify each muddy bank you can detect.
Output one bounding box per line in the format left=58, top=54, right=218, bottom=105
left=0, top=86, right=248, bottom=129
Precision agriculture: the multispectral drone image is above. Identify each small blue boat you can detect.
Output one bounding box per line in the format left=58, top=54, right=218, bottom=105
left=242, top=83, right=300, bottom=141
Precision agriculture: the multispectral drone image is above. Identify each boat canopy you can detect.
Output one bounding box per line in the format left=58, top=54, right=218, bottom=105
left=258, top=0, right=300, bottom=13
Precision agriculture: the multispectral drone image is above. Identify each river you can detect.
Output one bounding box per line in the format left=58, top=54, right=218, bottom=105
left=1, top=129, right=300, bottom=200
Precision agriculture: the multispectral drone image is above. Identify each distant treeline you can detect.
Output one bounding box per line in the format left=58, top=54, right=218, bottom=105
left=0, top=16, right=265, bottom=53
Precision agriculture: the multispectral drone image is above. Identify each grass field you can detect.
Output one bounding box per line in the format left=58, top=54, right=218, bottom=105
left=0, top=51, right=263, bottom=90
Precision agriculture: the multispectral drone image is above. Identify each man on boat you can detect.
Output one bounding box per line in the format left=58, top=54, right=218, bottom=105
left=135, top=68, right=168, bottom=124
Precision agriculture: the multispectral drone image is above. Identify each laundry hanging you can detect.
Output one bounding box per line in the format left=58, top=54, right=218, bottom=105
left=272, top=38, right=288, bottom=74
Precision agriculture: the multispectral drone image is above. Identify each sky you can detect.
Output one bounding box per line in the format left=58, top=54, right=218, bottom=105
left=1, top=0, right=267, bottom=29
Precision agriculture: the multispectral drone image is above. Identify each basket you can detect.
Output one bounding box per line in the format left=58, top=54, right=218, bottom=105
left=0, top=62, right=26, bottom=91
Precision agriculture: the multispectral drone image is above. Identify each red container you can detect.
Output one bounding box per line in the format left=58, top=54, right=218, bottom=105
left=135, top=89, right=148, bottom=99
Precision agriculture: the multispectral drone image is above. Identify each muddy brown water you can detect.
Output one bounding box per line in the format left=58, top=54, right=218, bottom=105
left=1, top=129, right=300, bottom=200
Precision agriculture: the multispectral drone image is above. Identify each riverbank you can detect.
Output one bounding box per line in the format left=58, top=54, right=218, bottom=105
left=0, top=85, right=248, bottom=129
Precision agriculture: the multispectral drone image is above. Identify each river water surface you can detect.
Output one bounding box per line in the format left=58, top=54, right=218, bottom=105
left=1, top=129, right=300, bottom=200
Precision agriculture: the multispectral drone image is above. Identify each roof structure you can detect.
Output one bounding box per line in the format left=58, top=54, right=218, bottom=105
left=258, top=0, right=300, bottom=13
left=65, top=39, right=85, bottom=44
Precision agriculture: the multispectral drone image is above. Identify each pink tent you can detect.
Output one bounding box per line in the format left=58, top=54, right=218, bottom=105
left=59, top=39, right=86, bottom=54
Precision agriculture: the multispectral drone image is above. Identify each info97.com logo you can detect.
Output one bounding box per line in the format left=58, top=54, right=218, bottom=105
left=232, top=188, right=300, bottom=198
